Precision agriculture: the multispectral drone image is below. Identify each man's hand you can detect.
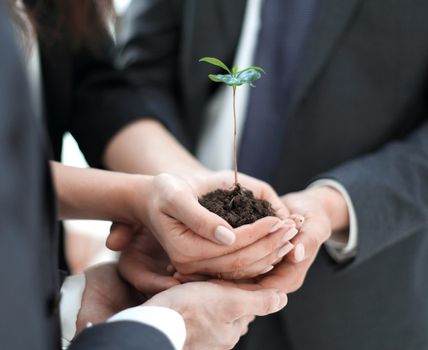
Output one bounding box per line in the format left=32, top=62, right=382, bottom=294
left=143, top=281, right=288, bottom=350
left=76, top=263, right=142, bottom=335
left=252, top=186, right=349, bottom=293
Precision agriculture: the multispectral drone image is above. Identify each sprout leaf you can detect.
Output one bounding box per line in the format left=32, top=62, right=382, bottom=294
left=236, top=68, right=263, bottom=86
left=208, top=74, right=242, bottom=86
left=199, top=57, right=231, bottom=74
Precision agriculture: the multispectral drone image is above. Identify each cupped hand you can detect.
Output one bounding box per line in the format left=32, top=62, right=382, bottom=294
left=112, top=171, right=297, bottom=281
left=108, top=219, right=299, bottom=293
left=248, top=187, right=337, bottom=293
left=143, top=281, right=288, bottom=350
left=108, top=223, right=180, bottom=297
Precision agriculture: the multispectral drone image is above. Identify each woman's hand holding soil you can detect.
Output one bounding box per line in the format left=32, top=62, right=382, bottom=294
left=108, top=171, right=302, bottom=291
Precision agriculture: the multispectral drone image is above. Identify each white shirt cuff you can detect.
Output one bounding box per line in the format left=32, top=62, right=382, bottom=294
left=309, top=179, right=358, bottom=262
left=60, top=274, right=86, bottom=349
left=107, top=306, right=186, bottom=350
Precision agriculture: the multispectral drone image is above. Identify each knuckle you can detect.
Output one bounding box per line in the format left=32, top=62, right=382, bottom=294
left=231, top=256, right=249, bottom=270
left=170, top=247, right=195, bottom=266
left=154, top=172, right=171, bottom=185
left=261, top=292, right=277, bottom=314
left=163, top=189, right=183, bottom=207
left=190, top=217, right=205, bottom=236
left=229, top=269, right=246, bottom=280
left=226, top=304, right=242, bottom=320
left=172, top=254, right=193, bottom=266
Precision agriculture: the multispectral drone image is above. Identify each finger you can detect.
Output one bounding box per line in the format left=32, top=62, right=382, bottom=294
left=286, top=219, right=328, bottom=264
left=223, top=288, right=288, bottom=319
left=106, top=223, right=135, bottom=251
left=289, top=214, right=305, bottom=229
left=219, top=242, right=295, bottom=280
left=164, top=189, right=237, bottom=246
left=234, top=315, right=256, bottom=336
left=232, top=216, right=296, bottom=251
left=119, top=254, right=180, bottom=295
left=173, top=272, right=210, bottom=283
left=288, top=243, right=306, bottom=263
left=175, top=225, right=298, bottom=275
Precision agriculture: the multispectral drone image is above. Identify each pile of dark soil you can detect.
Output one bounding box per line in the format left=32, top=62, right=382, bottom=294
left=199, top=185, right=276, bottom=228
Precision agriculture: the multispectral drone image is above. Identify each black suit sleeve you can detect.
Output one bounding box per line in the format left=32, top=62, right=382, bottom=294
left=69, top=321, right=175, bottom=350
left=321, top=118, right=428, bottom=267
left=69, top=1, right=187, bottom=167
left=67, top=31, right=149, bottom=167
left=116, top=0, right=188, bottom=145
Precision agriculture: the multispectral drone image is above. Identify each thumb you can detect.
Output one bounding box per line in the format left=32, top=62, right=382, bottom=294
left=106, top=223, right=135, bottom=251
left=224, top=287, right=288, bottom=319
left=164, top=190, right=236, bottom=246
left=241, top=289, right=288, bottom=317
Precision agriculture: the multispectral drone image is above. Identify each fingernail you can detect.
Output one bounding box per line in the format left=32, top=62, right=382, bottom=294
left=282, top=227, right=299, bottom=242
left=260, top=265, right=274, bottom=274
left=294, top=243, right=306, bottom=262
left=214, top=226, right=236, bottom=245
left=277, top=243, right=294, bottom=258
left=272, top=257, right=282, bottom=265
left=269, top=220, right=284, bottom=233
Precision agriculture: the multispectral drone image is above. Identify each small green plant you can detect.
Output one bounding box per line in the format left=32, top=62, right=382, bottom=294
left=199, top=57, right=265, bottom=187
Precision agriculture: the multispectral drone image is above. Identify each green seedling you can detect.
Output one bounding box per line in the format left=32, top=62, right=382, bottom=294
left=199, top=57, right=265, bottom=186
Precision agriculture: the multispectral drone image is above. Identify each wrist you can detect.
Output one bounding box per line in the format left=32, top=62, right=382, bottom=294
left=305, top=186, right=349, bottom=232
left=127, top=174, right=153, bottom=225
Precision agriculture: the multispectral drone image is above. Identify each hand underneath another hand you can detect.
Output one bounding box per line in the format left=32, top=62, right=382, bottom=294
left=75, top=263, right=287, bottom=350
left=143, top=281, right=287, bottom=350
left=251, top=186, right=347, bottom=293
left=108, top=223, right=180, bottom=297
left=76, top=263, right=143, bottom=335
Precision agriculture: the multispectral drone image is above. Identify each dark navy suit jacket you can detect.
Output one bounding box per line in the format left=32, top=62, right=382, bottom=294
left=0, top=4, right=174, bottom=350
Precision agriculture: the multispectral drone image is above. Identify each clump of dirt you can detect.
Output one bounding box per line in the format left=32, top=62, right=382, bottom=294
left=199, top=184, right=276, bottom=228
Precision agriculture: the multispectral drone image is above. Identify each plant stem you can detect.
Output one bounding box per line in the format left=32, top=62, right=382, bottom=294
left=232, top=86, right=238, bottom=186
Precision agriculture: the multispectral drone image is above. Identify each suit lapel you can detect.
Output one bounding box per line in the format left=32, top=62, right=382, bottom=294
left=289, top=0, right=364, bottom=114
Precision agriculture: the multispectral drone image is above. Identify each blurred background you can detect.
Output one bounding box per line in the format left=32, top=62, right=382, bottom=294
left=62, top=0, right=131, bottom=273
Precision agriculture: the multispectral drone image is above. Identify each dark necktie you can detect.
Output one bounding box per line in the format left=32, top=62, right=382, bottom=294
left=238, top=0, right=317, bottom=182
